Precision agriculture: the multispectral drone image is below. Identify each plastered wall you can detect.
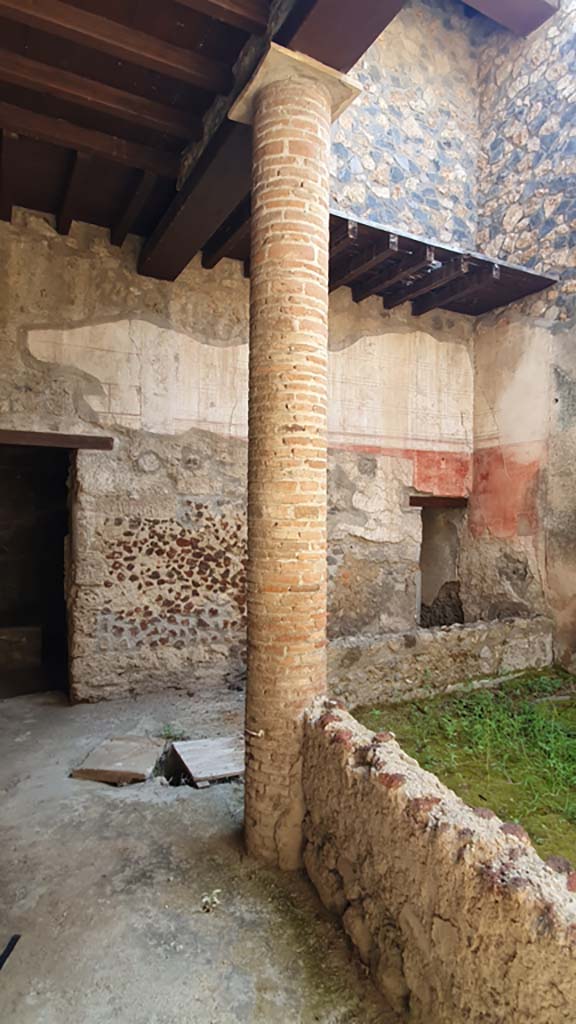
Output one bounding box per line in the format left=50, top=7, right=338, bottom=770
left=0, top=211, right=473, bottom=700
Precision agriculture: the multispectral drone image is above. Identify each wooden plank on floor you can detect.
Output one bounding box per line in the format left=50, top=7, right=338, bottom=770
left=172, top=735, right=244, bottom=786
left=71, top=735, right=164, bottom=784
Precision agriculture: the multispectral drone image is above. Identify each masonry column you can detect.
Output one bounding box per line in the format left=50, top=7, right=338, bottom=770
left=230, top=46, right=359, bottom=869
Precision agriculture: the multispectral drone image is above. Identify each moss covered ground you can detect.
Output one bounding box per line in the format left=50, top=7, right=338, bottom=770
left=354, top=669, right=576, bottom=863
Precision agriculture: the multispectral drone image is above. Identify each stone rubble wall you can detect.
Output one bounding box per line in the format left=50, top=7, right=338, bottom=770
left=302, top=699, right=576, bottom=1023
left=329, top=615, right=553, bottom=707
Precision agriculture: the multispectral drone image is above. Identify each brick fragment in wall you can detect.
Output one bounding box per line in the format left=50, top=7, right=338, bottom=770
left=329, top=616, right=554, bottom=707
left=302, top=699, right=576, bottom=1023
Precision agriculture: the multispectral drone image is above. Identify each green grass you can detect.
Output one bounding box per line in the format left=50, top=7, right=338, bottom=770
left=354, top=669, right=576, bottom=863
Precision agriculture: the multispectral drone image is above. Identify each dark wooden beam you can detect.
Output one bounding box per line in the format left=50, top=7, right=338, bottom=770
left=175, top=0, right=269, bottom=34
left=384, top=258, right=470, bottom=309
left=111, top=170, right=157, bottom=247
left=0, top=430, right=114, bottom=450
left=463, top=0, right=558, bottom=35
left=0, top=129, right=16, bottom=221
left=0, top=101, right=179, bottom=178
left=280, top=0, right=406, bottom=71
left=0, top=0, right=231, bottom=93
left=352, top=245, right=436, bottom=303
left=412, top=264, right=501, bottom=316
left=329, top=234, right=399, bottom=292
left=0, top=50, right=199, bottom=138
left=201, top=194, right=251, bottom=268
left=57, top=150, right=89, bottom=234
left=409, top=495, right=468, bottom=508
left=330, top=219, right=359, bottom=260
left=139, top=121, right=252, bottom=280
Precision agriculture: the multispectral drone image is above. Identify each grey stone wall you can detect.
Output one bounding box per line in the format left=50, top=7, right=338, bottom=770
left=331, top=0, right=482, bottom=246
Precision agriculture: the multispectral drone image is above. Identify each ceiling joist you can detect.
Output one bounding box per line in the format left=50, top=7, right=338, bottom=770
left=352, top=245, right=437, bottom=303
left=0, top=101, right=179, bottom=178
left=412, top=265, right=501, bottom=316
left=201, top=194, right=251, bottom=269
left=0, top=128, right=15, bottom=221
left=464, top=0, right=558, bottom=35
left=0, top=0, right=232, bottom=93
left=0, top=49, right=199, bottom=138
left=111, top=170, right=157, bottom=248
left=329, top=234, right=399, bottom=292
left=175, top=0, right=270, bottom=34
left=57, top=150, right=89, bottom=234
left=383, top=258, right=470, bottom=309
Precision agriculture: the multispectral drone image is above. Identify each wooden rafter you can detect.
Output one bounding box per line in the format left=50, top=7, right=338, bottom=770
left=0, top=128, right=16, bottom=221
left=384, top=258, right=470, bottom=309
left=111, top=171, right=157, bottom=247
left=330, top=219, right=359, bottom=259
left=175, top=0, right=269, bottom=34
left=0, top=0, right=232, bottom=93
left=57, top=150, right=89, bottom=234
left=352, top=245, right=436, bottom=303
left=0, top=49, right=199, bottom=138
left=0, top=101, right=179, bottom=178
left=139, top=122, right=252, bottom=280
left=329, top=234, right=399, bottom=292
left=463, top=0, right=558, bottom=35
left=413, top=264, right=501, bottom=316
left=280, top=0, right=405, bottom=71
left=201, top=194, right=251, bottom=268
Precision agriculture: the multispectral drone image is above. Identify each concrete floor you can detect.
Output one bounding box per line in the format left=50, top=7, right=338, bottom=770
left=0, top=691, right=398, bottom=1024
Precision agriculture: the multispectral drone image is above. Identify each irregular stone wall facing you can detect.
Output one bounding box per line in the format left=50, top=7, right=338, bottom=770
left=332, top=0, right=481, bottom=246
left=329, top=616, right=553, bottom=707
left=0, top=211, right=474, bottom=700
left=302, top=699, right=576, bottom=1023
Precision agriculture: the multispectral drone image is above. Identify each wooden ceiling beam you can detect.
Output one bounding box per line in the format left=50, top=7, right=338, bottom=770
left=57, top=150, right=89, bottom=234
left=352, top=245, right=436, bottom=303
left=201, top=194, right=251, bottom=268
left=329, top=234, right=399, bottom=292
left=111, top=170, right=157, bottom=247
left=463, top=0, right=558, bottom=35
left=139, top=121, right=252, bottom=280
left=413, top=264, right=501, bottom=316
left=330, top=219, right=359, bottom=260
left=0, top=129, right=16, bottom=221
left=175, top=0, right=269, bottom=34
left=0, top=101, right=179, bottom=177
left=0, top=0, right=231, bottom=94
left=384, top=258, right=470, bottom=309
left=0, top=49, right=199, bottom=138
left=279, top=0, right=406, bottom=71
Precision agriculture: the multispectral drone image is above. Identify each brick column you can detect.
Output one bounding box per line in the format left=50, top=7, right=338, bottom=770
left=230, top=45, right=359, bottom=869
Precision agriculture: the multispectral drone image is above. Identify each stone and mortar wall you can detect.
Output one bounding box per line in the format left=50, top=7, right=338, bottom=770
left=329, top=615, right=553, bottom=707
left=331, top=0, right=482, bottom=246
left=0, top=211, right=475, bottom=700
left=462, top=0, right=576, bottom=668
left=302, top=699, right=576, bottom=1022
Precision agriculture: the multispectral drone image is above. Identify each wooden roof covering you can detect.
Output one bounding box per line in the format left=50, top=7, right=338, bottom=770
left=203, top=207, right=557, bottom=316
left=0, top=0, right=559, bottom=283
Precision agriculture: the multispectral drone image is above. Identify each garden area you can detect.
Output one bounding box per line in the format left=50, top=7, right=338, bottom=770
left=355, top=669, right=576, bottom=863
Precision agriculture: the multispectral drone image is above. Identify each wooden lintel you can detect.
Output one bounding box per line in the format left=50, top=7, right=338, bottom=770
left=0, top=128, right=16, bottom=222
left=175, top=0, right=269, bottom=34
left=0, top=0, right=231, bottom=94
left=463, top=0, right=558, bottom=36
left=111, top=171, right=157, bottom=247
left=0, top=430, right=114, bottom=450
left=0, top=49, right=199, bottom=139
left=0, top=101, right=179, bottom=178
left=353, top=245, right=436, bottom=303
left=412, top=265, right=501, bottom=316
left=57, top=151, right=90, bottom=235
left=201, top=194, right=251, bottom=269
left=279, top=0, right=406, bottom=71
left=330, top=219, right=359, bottom=260
left=409, top=495, right=468, bottom=508
left=384, top=258, right=470, bottom=309
left=329, top=234, right=400, bottom=292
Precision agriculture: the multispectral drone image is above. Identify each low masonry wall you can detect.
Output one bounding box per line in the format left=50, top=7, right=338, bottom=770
left=302, top=700, right=576, bottom=1023
left=328, top=616, right=553, bottom=707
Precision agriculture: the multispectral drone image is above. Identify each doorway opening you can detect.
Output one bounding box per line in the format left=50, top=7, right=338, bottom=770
left=0, top=444, right=71, bottom=698
left=417, top=502, right=466, bottom=628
